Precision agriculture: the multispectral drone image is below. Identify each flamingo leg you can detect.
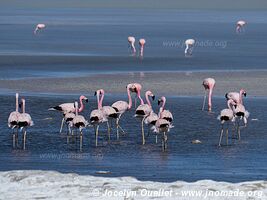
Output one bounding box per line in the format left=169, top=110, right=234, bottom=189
left=95, top=125, right=99, bottom=147
left=59, top=118, right=65, bottom=133
left=12, top=129, right=16, bottom=148
left=107, top=121, right=111, bottom=142
left=80, top=131, right=83, bottom=152
left=226, top=124, right=229, bottom=145
left=23, top=129, right=27, bottom=150
left=116, top=118, right=120, bottom=140
left=218, top=125, right=224, bottom=147
left=162, top=132, right=167, bottom=152
left=202, top=90, right=207, bottom=111
left=237, top=120, right=241, bottom=140
left=16, top=128, right=18, bottom=147
left=141, top=118, right=145, bottom=145
left=155, top=135, right=158, bottom=144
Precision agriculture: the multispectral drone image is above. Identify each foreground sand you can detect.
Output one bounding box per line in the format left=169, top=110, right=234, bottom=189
left=0, top=170, right=266, bottom=200
left=0, top=71, right=267, bottom=96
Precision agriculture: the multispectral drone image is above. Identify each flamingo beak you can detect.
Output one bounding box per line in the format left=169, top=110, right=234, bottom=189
left=94, top=91, right=97, bottom=96
left=158, top=99, right=162, bottom=105
left=152, top=95, right=155, bottom=101
left=85, top=98, right=89, bottom=103
left=19, top=102, right=22, bottom=108
left=244, top=92, right=247, bottom=97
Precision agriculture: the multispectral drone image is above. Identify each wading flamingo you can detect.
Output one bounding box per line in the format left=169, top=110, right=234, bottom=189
left=97, top=89, right=118, bottom=141
left=151, top=96, right=173, bottom=151
left=90, top=90, right=107, bottom=147
left=134, top=90, right=155, bottom=145
left=139, top=38, right=146, bottom=57
left=128, top=36, right=136, bottom=55
left=48, top=95, right=88, bottom=133
left=18, top=98, right=34, bottom=150
left=202, top=78, right=216, bottom=112
left=111, top=83, right=136, bottom=139
left=8, top=93, right=20, bottom=147
left=34, top=24, right=46, bottom=34
left=128, top=83, right=144, bottom=108
left=69, top=101, right=89, bottom=151
left=236, top=20, right=246, bottom=34
left=225, top=89, right=246, bottom=104
left=218, top=99, right=236, bottom=146
left=184, top=39, right=195, bottom=56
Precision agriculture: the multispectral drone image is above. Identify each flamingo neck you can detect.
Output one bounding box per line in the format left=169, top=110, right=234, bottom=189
left=239, top=90, right=243, bottom=104
left=185, top=45, right=189, bottom=54
left=22, top=100, right=25, bottom=113
left=146, top=93, right=151, bottom=107
left=75, top=103, right=78, bottom=116
left=131, top=43, right=136, bottom=53
left=15, top=94, right=19, bottom=112
left=208, top=87, right=213, bottom=111
left=227, top=100, right=233, bottom=110
left=78, top=97, right=84, bottom=112
left=127, top=88, right=132, bottom=109
left=99, top=92, right=104, bottom=109
left=158, top=99, right=166, bottom=118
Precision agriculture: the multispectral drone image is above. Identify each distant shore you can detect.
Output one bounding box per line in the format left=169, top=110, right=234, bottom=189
left=0, top=71, right=267, bottom=97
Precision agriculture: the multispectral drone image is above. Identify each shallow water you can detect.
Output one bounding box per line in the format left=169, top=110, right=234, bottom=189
left=0, top=94, right=266, bottom=182
left=0, top=9, right=267, bottom=80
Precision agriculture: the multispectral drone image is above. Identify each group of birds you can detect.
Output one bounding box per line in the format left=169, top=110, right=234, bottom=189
left=202, top=78, right=250, bottom=147
left=33, top=19, right=246, bottom=57
left=47, top=83, right=173, bottom=151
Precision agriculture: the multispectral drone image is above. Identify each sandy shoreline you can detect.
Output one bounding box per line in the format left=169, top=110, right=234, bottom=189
left=0, top=170, right=266, bottom=200
left=0, top=71, right=267, bottom=97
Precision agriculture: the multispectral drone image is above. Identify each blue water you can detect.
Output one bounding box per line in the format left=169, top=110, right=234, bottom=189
left=0, top=9, right=267, bottom=80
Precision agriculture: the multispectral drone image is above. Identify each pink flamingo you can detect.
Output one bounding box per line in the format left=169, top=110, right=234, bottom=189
left=34, top=24, right=46, bottom=34
left=202, top=78, right=216, bottom=112
left=218, top=99, right=236, bottom=146
left=90, top=90, right=108, bottom=147
left=236, top=20, right=246, bottom=34
left=111, top=83, right=138, bottom=139
left=18, top=98, right=34, bottom=150
left=139, top=38, right=146, bottom=57
left=69, top=101, right=89, bottom=151
left=134, top=90, right=155, bottom=145
left=225, top=89, right=246, bottom=104
left=151, top=96, right=173, bottom=151
left=97, top=89, right=118, bottom=141
left=48, top=95, right=88, bottom=133
left=128, top=83, right=144, bottom=107
left=128, top=36, right=136, bottom=55
left=8, top=93, right=20, bottom=147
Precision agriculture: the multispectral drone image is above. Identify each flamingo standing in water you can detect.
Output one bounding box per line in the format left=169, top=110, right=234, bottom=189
left=151, top=96, right=173, bottom=151
left=48, top=95, right=88, bottom=133
left=18, top=98, right=34, bottom=150
left=202, top=78, right=216, bottom=112
left=134, top=90, right=155, bottom=145
left=184, top=39, right=195, bottom=56
left=69, top=101, right=89, bottom=151
left=97, top=89, right=118, bottom=141
left=8, top=93, right=20, bottom=147
left=128, top=83, right=144, bottom=108
left=218, top=99, right=236, bottom=146
left=128, top=36, right=136, bottom=55
left=111, top=83, right=137, bottom=139
left=225, top=89, right=247, bottom=104
left=139, top=38, right=146, bottom=57
left=90, top=90, right=107, bottom=147
left=34, top=24, right=46, bottom=34
left=236, top=20, right=246, bottom=33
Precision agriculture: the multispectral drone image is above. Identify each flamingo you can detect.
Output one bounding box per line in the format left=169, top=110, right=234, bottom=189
left=48, top=95, right=88, bottom=133
left=184, top=39, right=195, bottom=56
left=236, top=20, right=246, bottom=33
left=111, top=83, right=136, bottom=139
left=128, top=82, right=144, bottom=108
left=7, top=93, right=20, bottom=147
left=134, top=90, right=155, bottom=145
left=202, top=78, right=216, bottom=112
left=225, top=89, right=246, bottom=104
left=97, top=89, right=118, bottom=141
left=34, top=24, right=46, bottom=34
left=69, top=101, right=89, bottom=151
left=90, top=90, right=108, bottom=147
left=218, top=99, right=236, bottom=146
left=139, top=38, right=146, bottom=57
left=128, top=36, right=136, bottom=55
left=18, top=98, right=34, bottom=150
left=151, top=96, right=173, bottom=151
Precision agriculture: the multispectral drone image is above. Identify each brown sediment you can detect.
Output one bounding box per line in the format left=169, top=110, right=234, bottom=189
left=0, top=71, right=266, bottom=96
